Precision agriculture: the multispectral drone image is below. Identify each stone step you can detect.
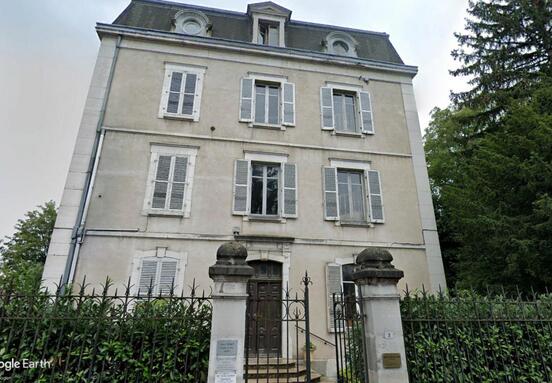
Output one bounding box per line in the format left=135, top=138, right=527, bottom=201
left=245, top=366, right=307, bottom=379
left=246, top=358, right=298, bottom=368
left=243, top=371, right=322, bottom=382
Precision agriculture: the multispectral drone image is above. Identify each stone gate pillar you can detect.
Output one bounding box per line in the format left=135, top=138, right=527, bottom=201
left=207, top=241, right=254, bottom=383
left=352, top=248, right=410, bottom=383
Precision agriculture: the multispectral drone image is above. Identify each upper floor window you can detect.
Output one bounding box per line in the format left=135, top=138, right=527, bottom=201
left=158, top=64, right=205, bottom=121
left=173, top=10, right=210, bottom=37
left=258, top=21, right=280, bottom=46
left=337, top=170, right=366, bottom=222
left=143, top=145, right=198, bottom=217
left=321, top=85, right=374, bottom=134
left=232, top=153, right=297, bottom=219
left=255, top=82, right=280, bottom=125
left=324, top=31, right=358, bottom=57
left=333, top=91, right=358, bottom=133
left=323, top=160, right=384, bottom=224
left=239, top=75, right=295, bottom=129
left=251, top=162, right=280, bottom=216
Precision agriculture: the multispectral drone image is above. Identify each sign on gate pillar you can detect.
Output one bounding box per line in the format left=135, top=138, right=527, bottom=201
left=207, top=242, right=254, bottom=383
left=352, top=248, right=410, bottom=383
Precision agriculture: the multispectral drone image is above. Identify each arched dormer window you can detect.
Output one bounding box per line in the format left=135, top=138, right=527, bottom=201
left=173, top=10, right=210, bottom=37
left=324, top=31, right=358, bottom=57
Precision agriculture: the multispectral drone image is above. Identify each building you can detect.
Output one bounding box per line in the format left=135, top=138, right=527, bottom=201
left=42, top=0, right=446, bottom=376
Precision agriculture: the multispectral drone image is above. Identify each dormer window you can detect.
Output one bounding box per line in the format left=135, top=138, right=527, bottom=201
left=332, top=40, right=350, bottom=55
left=247, top=2, right=291, bottom=48
left=173, top=10, right=210, bottom=37
left=325, top=31, right=358, bottom=57
left=258, top=21, right=279, bottom=46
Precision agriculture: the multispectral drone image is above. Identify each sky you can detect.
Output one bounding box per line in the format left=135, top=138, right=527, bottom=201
left=0, top=0, right=469, bottom=239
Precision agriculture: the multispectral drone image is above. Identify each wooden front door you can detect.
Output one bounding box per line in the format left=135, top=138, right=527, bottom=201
left=247, top=261, right=282, bottom=356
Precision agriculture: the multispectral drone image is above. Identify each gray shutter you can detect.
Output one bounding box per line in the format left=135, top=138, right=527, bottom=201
left=282, top=163, right=297, bottom=217
left=326, top=263, right=343, bottom=332
left=181, top=73, right=197, bottom=116
left=158, top=259, right=178, bottom=295
left=323, top=166, right=339, bottom=220
left=368, top=170, right=384, bottom=223
left=320, top=87, right=334, bottom=130
left=169, top=156, right=188, bottom=210
left=164, top=71, right=183, bottom=114
left=359, top=91, right=374, bottom=134
left=152, top=155, right=172, bottom=209
left=282, top=82, right=296, bottom=126
left=138, top=259, right=159, bottom=295
left=233, top=160, right=250, bottom=215
left=239, top=78, right=254, bottom=122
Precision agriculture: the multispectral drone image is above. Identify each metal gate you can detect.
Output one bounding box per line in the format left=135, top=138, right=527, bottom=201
left=244, top=272, right=314, bottom=382
left=333, top=291, right=369, bottom=383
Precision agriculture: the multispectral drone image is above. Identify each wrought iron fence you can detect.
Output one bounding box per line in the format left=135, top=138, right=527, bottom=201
left=244, top=273, right=315, bottom=383
left=332, top=291, right=369, bottom=383
left=401, top=287, right=552, bottom=383
left=0, top=279, right=212, bottom=382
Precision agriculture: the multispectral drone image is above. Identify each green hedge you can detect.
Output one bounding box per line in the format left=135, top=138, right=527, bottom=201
left=0, top=287, right=212, bottom=382
left=401, top=291, right=552, bottom=383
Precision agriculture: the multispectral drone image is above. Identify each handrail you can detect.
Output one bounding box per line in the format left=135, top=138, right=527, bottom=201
left=295, top=325, right=335, bottom=347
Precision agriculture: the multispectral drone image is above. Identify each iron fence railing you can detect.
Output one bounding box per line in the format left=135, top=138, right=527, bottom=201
left=0, top=279, right=212, bottom=382
left=244, top=272, right=314, bottom=383
left=332, top=291, right=368, bottom=383
left=401, top=287, right=552, bottom=383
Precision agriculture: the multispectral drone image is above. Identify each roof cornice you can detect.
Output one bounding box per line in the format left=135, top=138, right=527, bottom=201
left=96, top=23, right=418, bottom=76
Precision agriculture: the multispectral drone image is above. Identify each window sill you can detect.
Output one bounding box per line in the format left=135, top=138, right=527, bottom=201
left=142, top=209, right=188, bottom=218
left=336, top=221, right=374, bottom=228
left=332, top=131, right=364, bottom=138
left=160, top=113, right=197, bottom=122
left=244, top=215, right=287, bottom=223
left=248, top=122, right=286, bottom=131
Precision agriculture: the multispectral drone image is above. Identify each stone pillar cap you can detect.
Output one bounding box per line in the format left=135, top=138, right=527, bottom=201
left=209, top=241, right=254, bottom=278
left=352, top=247, right=404, bottom=282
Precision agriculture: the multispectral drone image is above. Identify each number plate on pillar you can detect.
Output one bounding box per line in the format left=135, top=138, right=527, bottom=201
left=382, top=353, right=401, bottom=368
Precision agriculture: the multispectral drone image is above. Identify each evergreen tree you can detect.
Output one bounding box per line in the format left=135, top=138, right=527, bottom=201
left=451, top=0, right=552, bottom=115
left=425, top=0, right=552, bottom=291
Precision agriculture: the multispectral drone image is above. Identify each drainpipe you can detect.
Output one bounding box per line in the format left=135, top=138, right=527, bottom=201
left=61, top=35, right=122, bottom=288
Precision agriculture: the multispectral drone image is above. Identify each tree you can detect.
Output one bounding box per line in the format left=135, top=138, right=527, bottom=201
left=0, top=201, right=57, bottom=292
left=451, top=0, right=552, bottom=117
left=426, top=85, right=552, bottom=291
left=425, top=0, right=552, bottom=291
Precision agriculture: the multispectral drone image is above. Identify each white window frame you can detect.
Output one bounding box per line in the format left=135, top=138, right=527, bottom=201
left=143, top=145, right=198, bottom=217
left=324, top=31, right=358, bottom=57
left=329, top=159, right=372, bottom=224
left=251, top=14, right=286, bottom=47
left=242, top=74, right=295, bottom=130
left=158, top=63, right=205, bottom=121
left=240, top=152, right=296, bottom=220
left=130, top=248, right=188, bottom=296
left=323, top=82, right=375, bottom=135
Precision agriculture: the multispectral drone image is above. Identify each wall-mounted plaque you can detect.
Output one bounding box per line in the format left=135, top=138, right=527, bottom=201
left=215, top=339, right=238, bottom=377
left=382, top=353, right=402, bottom=369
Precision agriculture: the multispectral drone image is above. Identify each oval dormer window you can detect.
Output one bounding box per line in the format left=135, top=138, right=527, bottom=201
left=183, top=19, right=202, bottom=35
left=325, top=31, right=358, bottom=57
left=174, top=10, right=210, bottom=37
left=332, top=40, right=350, bottom=55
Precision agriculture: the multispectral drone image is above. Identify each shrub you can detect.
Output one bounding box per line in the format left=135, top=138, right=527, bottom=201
left=0, top=284, right=212, bottom=382
left=401, top=290, right=552, bottom=383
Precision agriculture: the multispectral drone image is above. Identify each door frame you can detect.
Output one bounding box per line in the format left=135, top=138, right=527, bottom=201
left=247, top=261, right=283, bottom=356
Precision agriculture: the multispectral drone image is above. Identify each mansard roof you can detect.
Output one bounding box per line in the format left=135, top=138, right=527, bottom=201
left=112, top=0, right=404, bottom=65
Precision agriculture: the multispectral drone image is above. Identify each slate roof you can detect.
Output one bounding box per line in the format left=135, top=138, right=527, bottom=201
left=112, top=0, right=404, bottom=65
